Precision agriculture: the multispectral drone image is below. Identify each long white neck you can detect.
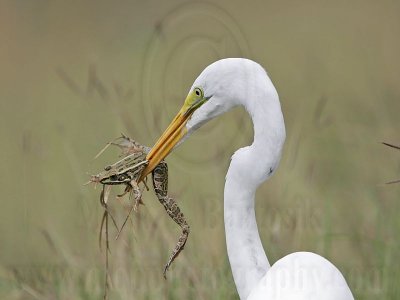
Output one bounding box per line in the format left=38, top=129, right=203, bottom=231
left=224, top=75, right=285, bottom=299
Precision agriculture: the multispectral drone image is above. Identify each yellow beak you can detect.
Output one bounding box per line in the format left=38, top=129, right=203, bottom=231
left=139, top=89, right=210, bottom=182
left=139, top=106, right=191, bottom=181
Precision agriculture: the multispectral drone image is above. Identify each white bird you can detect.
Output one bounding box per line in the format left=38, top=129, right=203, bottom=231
left=140, top=58, right=354, bottom=300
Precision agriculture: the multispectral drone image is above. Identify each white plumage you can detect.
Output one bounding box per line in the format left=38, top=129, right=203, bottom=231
left=182, top=58, right=354, bottom=300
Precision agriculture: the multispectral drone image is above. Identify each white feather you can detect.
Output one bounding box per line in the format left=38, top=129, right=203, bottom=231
left=184, top=58, right=353, bottom=300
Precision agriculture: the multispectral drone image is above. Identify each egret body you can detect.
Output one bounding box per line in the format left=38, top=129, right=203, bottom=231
left=141, top=58, right=354, bottom=300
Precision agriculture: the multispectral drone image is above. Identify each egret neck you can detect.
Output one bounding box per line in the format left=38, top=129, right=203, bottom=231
left=223, top=73, right=286, bottom=300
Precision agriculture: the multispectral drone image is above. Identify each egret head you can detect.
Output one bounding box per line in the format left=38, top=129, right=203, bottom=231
left=140, top=58, right=267, bottom=179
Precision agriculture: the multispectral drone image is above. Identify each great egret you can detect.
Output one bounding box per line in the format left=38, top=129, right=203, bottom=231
left=140, top=58, right=354, bottom=299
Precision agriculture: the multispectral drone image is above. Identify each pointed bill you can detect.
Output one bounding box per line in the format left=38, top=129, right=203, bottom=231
left=139, top=87, right=210, bottom=180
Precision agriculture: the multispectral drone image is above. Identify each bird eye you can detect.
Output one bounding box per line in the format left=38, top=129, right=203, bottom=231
left=184, top=87, right=205, bottom=111
left=194, top=87, right=202, bottom=97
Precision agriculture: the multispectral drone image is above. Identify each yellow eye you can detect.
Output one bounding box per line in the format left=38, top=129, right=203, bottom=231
left=182, top=86, right=206, bottom=115
left=194, top=87, right=203, bottom=98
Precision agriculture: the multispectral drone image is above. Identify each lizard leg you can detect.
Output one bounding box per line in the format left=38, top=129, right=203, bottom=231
left=161, top=196, right=190, bottom=278
left=152, top=161, right=190, bottom=278
left=130, top=179, right=143, bottom=212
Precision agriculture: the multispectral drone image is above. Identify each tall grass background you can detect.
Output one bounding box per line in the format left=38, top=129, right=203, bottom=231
left=1, top=0, right=400, bottom=299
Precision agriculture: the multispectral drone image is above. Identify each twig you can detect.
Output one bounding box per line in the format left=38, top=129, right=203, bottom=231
left=382, top=142, right=400, bottom=150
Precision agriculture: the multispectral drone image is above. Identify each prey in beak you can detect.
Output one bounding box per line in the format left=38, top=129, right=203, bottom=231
left=139, top=86, right=210, bottom=181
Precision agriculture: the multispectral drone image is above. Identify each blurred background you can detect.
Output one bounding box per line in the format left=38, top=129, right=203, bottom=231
left=1, top=0, right=400, bottom=299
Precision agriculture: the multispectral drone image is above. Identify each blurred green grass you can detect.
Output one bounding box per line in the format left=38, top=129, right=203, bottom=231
left=1, top=0, right=400, bottom=299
